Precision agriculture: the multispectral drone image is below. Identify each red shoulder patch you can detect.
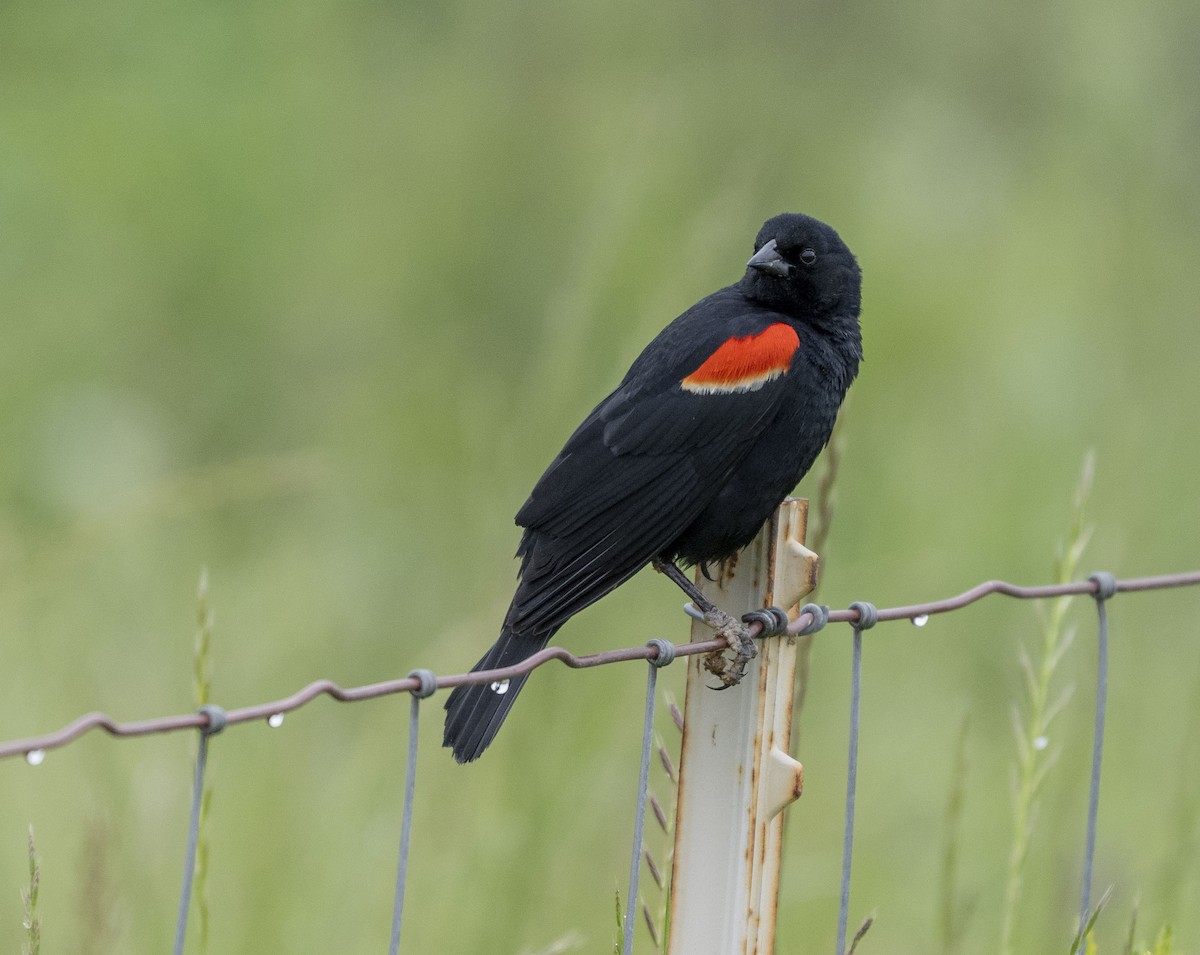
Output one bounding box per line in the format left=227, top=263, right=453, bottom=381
left=680, top=323, right=800, bottom=395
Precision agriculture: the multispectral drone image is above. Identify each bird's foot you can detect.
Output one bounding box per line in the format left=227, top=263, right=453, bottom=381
left=700, top=607, right=758, bottom=689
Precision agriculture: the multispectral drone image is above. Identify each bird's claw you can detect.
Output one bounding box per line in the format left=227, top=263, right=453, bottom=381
left=700, top=608, right=757, bottom=688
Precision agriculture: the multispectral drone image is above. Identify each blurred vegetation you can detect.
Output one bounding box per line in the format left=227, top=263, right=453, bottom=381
left=2, top=0, right=1199, bottom=951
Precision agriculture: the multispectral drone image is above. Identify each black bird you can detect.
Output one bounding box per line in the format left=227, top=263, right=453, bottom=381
left=444, top=212, right=862, bottom=762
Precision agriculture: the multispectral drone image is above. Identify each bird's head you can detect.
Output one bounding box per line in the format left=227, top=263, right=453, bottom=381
left=742, top=213, right=861, bottom=324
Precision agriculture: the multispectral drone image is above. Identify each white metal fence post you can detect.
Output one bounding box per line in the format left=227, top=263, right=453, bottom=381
left=666, top=498, right=817, bottom=955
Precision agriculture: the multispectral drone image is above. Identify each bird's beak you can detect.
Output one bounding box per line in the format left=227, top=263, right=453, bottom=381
left=746, top=239, right=790, bottom=277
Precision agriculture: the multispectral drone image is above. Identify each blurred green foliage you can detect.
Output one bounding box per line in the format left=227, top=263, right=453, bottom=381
left=1, top=0, right=1199, bottom=951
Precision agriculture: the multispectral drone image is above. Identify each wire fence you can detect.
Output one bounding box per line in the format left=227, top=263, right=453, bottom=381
left=3, top=568, right=1200, bottom=953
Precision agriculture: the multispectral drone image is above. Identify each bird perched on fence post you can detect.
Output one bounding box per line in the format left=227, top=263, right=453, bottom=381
left=444, top=212, right=863, bottom=763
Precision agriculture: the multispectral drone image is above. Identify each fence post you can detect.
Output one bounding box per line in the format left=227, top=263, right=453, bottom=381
left=666, top=498, right=817, bottom=955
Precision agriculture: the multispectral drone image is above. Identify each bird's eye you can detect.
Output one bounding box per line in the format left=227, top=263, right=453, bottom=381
left=799, top=248, right=817, bottom=265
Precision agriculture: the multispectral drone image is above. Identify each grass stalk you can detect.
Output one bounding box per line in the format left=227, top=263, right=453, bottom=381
left=939, top=713, right=974, bottom=953
left=192, top=568, right=215, bottom=953
left=22, top=825, right=41, bottom=955
left=999, top=451, right=1095, bottom=955
left=643, top=695, right=683, bottom=952
left=792, top=409, right=846, bottom=745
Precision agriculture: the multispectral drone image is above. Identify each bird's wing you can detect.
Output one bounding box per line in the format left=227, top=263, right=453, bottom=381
left=507, top=308, right=800, bottom=633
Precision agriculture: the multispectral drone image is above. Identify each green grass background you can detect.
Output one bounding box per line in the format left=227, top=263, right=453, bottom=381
left=2, top=0, right=1199, bottom=951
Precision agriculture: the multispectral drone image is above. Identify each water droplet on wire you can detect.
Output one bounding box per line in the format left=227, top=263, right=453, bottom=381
left=489, top=679, right=510, bottom=695
left=912, top=614, right=929, bottom=627
left=267, top=713, right=285, bottom=728
left=25, top=749, right=45, bottom=766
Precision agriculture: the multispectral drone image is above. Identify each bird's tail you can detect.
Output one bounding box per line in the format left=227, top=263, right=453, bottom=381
left=443, top=624, right=556, bottom=763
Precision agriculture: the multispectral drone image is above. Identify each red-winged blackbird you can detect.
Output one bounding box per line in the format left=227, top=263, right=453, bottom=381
left=444, top=212, right=862, bottom=763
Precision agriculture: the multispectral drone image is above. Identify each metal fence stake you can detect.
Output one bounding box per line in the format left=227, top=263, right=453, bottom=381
left=667, top=499, right=817, bottom=955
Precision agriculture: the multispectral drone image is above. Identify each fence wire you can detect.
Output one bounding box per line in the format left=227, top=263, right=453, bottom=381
left=5, top=570, right=1196, bottom=763
left=3, top=568, right=1199, bottom=954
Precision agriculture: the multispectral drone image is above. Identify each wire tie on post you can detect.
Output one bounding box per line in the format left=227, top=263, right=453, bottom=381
left=408, top=668, right=438, bottom=699
left=847, top=601, right=879, bottom=631
left=391, top=669, right=436, bottom=955
left=1088, top=571, right=1117, bottom=601
left=198, top=703, right=227, bottom=736
left=794, top=603, right=829, bottom=636
left=646, top=637, right=676, bottom=668
left=742, top=606, right=790, bottom=637
left=1078, top=574, right=1115, bottom=938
